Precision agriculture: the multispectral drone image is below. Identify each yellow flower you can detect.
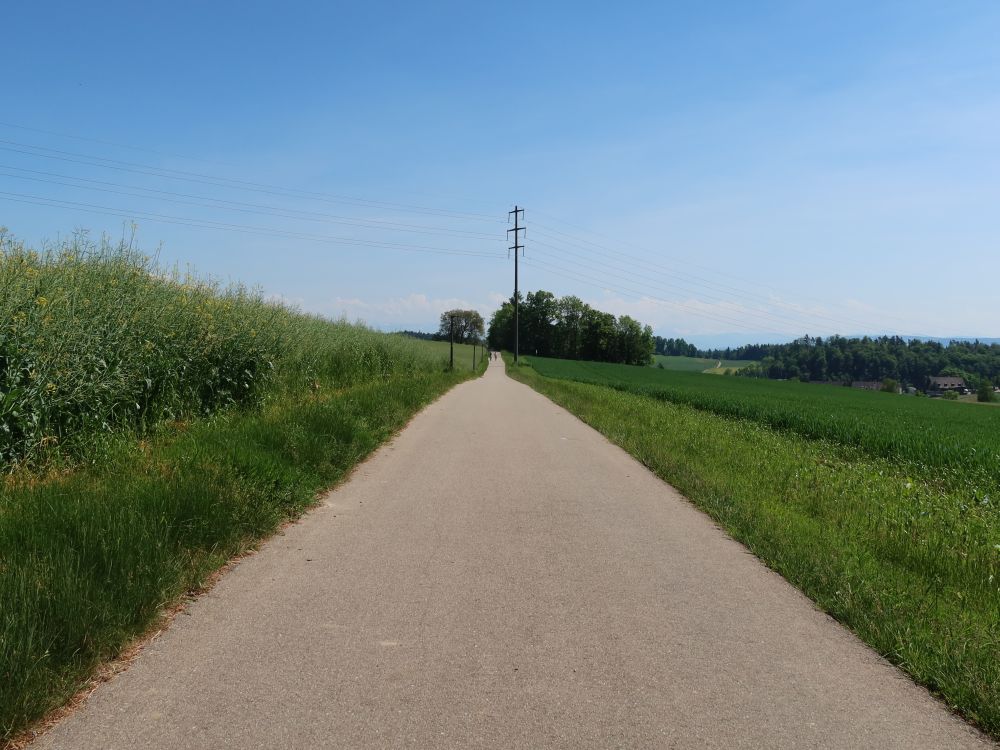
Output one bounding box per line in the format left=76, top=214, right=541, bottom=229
left=45, top=382, right=57, bottom=395
left=36, top=296, right=48, bottom=306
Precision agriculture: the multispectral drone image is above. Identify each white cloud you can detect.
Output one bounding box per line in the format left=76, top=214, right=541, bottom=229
left=317, top=292, right=496, bottom=330
left=571, top=292, right=793, bottom=337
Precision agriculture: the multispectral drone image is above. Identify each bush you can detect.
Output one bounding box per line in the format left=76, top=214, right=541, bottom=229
left=978, top=380, right=995, bottom=403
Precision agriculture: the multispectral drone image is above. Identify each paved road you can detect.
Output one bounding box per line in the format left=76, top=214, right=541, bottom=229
left=35, top=358, right=992, bottom=749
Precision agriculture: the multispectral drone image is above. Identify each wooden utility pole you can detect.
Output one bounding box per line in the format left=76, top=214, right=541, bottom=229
left=508, top=206, right=525, bottom=363
left=449, top=314, right=455, bottom=370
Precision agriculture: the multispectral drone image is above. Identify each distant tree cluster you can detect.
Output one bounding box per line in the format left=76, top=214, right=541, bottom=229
left=487, top=291, right=654, bottom=365
left=395, top=329, right=439, bottom=341
left=437, top=309, right=485, bottom=344
left=654, top=336, right=699, bottom=357
left=732, top=335, right=1000, bottom=389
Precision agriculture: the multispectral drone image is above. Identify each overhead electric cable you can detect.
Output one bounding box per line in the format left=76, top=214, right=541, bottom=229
left=528, top=221, right=899, bottom=332
left=521, top=255, right=791, bottom=335
left=529, top=210, right=908, bottom=328
left=0, top=166, right=504, bottom=240
left=0, top=120, right=507, bottom=211
left=0, top=139, right=505, bottom=223
left=0, top=191, right=506, bottom=260
left=528, top=237, right=855, bottom=335
left=0, top=120, right=235, bottom=166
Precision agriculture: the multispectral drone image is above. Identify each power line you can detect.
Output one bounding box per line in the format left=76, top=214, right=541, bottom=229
left=528, top=221, right=898, bottom=333
left=0, top=165, right=505, bottom=241
left=529, top=221, right=882, bottom=331
left=521, top=255, right=787, bottom=335
left=0, top=120, right=508, bottom=212
left=528, top=236, right=855, bottom=335
left=0, top=191, right=507, bottom=260
left=0, top=139, right=506, bottom=223
left=0, top=120, right=235, bottom=167
left=529, top=207, right=820, bottom=304
left=528, top=210, right=908, bottom=329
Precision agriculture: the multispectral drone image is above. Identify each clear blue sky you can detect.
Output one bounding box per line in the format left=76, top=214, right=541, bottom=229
left=3, top=1, right=999, bottom=346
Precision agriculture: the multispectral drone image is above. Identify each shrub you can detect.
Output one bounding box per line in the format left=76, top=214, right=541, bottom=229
left=978, top=380, right=995, bottom=403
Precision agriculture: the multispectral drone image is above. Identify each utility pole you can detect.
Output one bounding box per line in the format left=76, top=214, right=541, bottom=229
left=508, top=205, right=525, bottom=363
left=449, top=314, right=455, bottom=370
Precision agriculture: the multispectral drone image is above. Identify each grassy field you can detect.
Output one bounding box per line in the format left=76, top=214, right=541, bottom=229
left=652, top=354, right=752, bottom=373
left=404, top=339, right=490, bottom=372
left=510, top=355, right=1000, bottom=738
left=529, top=357, right=1000, bottom=489
left=0, top=234, right=484, bottom=742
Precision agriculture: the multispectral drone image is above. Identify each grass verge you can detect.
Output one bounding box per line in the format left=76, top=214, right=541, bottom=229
left=1, top=368, right=477, bottom=744
left=506, top=356, right=1000, bottom=738
left=0, top=233, right=487, bottom=742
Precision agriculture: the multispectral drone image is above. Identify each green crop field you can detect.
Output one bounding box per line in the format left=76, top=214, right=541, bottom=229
left=652, top=355, right=752, bottom=373
left=510, top=354, right=1000, bottom=738
left=0, top=233, right=485, bottom=742
left=528, top=357, right=1000, bottom=489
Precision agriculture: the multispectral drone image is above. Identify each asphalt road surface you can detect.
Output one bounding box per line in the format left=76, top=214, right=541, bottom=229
left=35, top=358, right=992, bottom=749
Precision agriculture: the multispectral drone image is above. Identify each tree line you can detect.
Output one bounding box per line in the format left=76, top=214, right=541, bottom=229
left=654, top=336, right=700, bottom=357
left=488, top=291, right=654, bottom=365
left=724, top=335, right=1000, bottom=389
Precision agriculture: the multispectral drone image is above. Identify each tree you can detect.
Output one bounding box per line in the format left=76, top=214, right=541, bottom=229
left=614, top=316, right=654, bottom=365
left=977, top=379, right=995, bottom=403
left=438, top=309, right=484, bottom=344
left=486, top=289, right=655, bottom=365
left=521, top=290, right=558, bottom=356
left=581, top=308, right=616, bottom=361
left=554, top=295, right=587, bottom=359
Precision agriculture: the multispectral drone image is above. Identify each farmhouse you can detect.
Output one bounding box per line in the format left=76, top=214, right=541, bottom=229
left=928, top=376, right=966, bottom=391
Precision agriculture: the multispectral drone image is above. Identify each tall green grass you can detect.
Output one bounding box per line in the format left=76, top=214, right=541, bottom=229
left=0, top=231, right=458, bottom=470
left=510, top=355, right=1000, bottom=738
left=1, top=231, right=279, bottom=467
left=0, top=233, right=480, bottom=742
